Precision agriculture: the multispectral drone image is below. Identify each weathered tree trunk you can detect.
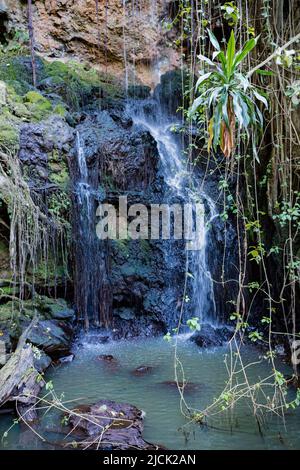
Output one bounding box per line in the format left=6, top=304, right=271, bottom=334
left=0, top=318, right=45, bottom=423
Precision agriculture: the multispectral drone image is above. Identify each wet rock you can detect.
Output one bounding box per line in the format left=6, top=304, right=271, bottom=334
left=112, top=317, right=166, bottom=340
left=19, top=116, right=74, bottom=166
left=44, top=299, right=75, bottom=321
left=97, top=354, right=117, bottom=364
left=128, top=85, right=151, bottom=100
left=58, top=354, right=75, bottom=364
left=190, top=324, right=232, bottom=349
left=75, top=111, right=159, bottom=191
left=132, top=365, right=154, bottom=376
left=32, top=349, right=52, bottom=373
left=159, top=381, right=202, bottom=392
left=65, top=399, right=161, bottom=450
left=26, top=319, right=73, bottom=358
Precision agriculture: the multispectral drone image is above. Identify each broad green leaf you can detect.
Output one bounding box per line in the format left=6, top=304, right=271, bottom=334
left=256, top=69, right=274, bottom=76
left=226, top=30, right=236, bottom=76
left=213, top=102, right=222, bottom=148
left=189, top=95, right=203, bottom=116
left=195, top=72, right=212, bottom=89
left=208, top=86, right=223, bottom=107
left=231, top=92, right=244, bottom=128
left=221, top=92, right=229, bottom=127
left=218, top=51, right=227, bottom=73
left=234, top=36, right=259, bottom=68
left=236, top=72, right=250, bottom=91
left=197, top=54, right=215, bottom=67
left=253, top=90, right=268, bottom=109
left=207, top=29, right=221, bottom=51
left=212, top=50, right=221, bottom=61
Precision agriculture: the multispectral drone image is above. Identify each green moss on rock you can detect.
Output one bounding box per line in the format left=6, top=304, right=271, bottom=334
left=23, top=91, right=53, bottom=121
left=0, top=116, right=19, bottom=148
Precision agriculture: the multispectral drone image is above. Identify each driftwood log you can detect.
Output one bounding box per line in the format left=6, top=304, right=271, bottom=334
left=0, top=317, right=45, bottom=422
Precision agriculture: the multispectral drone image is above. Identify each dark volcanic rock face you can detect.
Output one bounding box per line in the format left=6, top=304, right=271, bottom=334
left=69, top=107, right=186, bottom=333
left=18, top=115, right=74, bottom=190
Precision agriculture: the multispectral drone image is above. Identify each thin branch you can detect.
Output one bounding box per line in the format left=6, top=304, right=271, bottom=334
left=247, top=32, right=300, bottom=78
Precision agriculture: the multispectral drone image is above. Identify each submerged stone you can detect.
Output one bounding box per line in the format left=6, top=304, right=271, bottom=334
left=97, top=354, right=117, bottom=364
left=159, top=381, right=202, bottom=392
left=132, top=365, right=154, bottom=376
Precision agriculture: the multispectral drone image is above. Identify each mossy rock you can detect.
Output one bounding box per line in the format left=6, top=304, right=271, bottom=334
left=23, top=91, right=53, bottom=121
left=0, top=296, right=74, bottom=326
left=0, top=117, right=19, bottom=148
left=48, top=159, right=70, bottom=189
left=53, top=103, right=67, bottom=117
left=29, top=257, right=70, bottom=287
left=42, top=59, right=125, bottom=110
left=10, top=102, right=31, bottom=120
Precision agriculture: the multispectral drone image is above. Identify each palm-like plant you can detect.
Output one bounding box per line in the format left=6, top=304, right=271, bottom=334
left=190, top=30, right=268, bottom=159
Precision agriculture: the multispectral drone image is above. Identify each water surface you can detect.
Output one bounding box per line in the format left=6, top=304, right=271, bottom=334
left=0, top=335, right=299, bottom=450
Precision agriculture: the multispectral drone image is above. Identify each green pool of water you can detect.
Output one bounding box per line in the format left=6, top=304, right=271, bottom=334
left=0, top=335, right=299, bottom=450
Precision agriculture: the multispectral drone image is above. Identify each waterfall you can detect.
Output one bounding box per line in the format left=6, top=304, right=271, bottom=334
left=129, top=102, right=217, bottom=325
left=72, top=131, right=112, bottom=329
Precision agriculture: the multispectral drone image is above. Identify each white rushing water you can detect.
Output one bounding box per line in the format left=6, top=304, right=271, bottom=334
left=130, top=107, right=217, bottom=324
left=76, top=131, right=92, bottom=221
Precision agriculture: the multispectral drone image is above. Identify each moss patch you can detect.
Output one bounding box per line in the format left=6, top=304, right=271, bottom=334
left=43, top=59, right=125, bottom=110
left=0, top=116, right=19, bottom=149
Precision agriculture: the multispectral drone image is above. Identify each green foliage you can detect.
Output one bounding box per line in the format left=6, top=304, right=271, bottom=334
left=48, top=191, right=71, bottom=227
left=285, top=80, right=300, bottom=106
left=221, top=2, right=240, bottom=26
left=248, top=243, right=265, bottom=264
left=230, top=312, right=249, bottom=331
left=189, top=30, right=267, bottom=160
left=163, top=332, right=172, bottom=343
left=0, top=118, right=19, bottom=149
left=273, top=194, right=300, bottom=229
left=187, top=317, right=201, bottom=332
left=248, top=330, right=263, bottom=342
left=0, top=30, right=29, bottom=56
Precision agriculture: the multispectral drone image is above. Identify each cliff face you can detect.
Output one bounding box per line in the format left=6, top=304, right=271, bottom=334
left=2, top=0, right=180, bottom=88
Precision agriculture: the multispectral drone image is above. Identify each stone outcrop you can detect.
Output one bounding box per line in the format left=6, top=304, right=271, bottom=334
left=2, top=0, right=180, bottom=88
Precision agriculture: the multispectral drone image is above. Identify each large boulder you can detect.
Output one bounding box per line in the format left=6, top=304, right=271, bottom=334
left=64, top=399, right=161, bottom=450
left=190, top=324, right=233, bottom=348
left=26, top=319, right=73, bottom=358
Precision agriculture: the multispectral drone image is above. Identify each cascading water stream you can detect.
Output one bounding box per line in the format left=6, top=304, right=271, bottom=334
left=129, top=103, right=217, bottom=325
left=72, top=131, right=112, bottom=329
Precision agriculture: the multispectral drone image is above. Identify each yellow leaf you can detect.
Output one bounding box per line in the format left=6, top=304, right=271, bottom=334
left=207, top=117, right=214, bottom=153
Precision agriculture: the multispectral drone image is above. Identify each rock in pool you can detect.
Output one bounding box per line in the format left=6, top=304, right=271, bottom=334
left=96, top=354, right=117, bottom=364
left=62, top=399, right=162, bottom=450
left=190, top=323, right=232, bottom=348
left=132, top=365, right=154, bottom=376
left=159, top=381, right=201, bottom=392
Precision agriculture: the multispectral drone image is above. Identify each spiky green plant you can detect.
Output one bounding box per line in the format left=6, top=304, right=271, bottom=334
left=190, top=30, right=268, bottom=160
